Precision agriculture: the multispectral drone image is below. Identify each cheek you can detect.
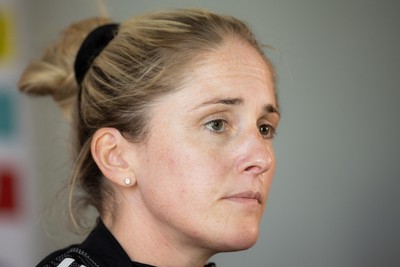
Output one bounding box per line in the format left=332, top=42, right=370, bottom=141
left=161, top=146, right=230, bottom=203
left=138, top=127, right=235, bottom=205
left=140, top=142, right=194, bottom=200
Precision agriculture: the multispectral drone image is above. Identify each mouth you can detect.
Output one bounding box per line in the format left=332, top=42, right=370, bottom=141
left=223, top=191, right=262, bottom=204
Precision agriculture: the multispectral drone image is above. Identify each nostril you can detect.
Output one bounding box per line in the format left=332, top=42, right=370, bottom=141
left=244, top=165, right=262, bottom=173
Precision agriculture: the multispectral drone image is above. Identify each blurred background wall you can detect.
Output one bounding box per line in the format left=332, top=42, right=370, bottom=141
left=1, top=0, right=399, bottom=266
left=1, top=0, right=36, bottom=266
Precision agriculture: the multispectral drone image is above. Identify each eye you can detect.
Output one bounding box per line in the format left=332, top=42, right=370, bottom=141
left=205, top=119, right=226, bottom=133
left=259, top=123, right=276, bottom=139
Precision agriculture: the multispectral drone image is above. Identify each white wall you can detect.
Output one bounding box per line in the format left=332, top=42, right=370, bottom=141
left=23, top=0, right=400, bottom=266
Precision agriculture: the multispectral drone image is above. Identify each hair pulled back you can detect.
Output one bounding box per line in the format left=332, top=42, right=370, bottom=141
left=18, top=9, right=275, bottom=230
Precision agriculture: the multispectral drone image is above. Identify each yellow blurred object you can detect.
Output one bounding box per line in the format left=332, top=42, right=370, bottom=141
left=0, top=8, right=15, bottom=63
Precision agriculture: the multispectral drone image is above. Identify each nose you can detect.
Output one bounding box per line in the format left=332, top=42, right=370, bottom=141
left=235, top=130, right=274, bottom=176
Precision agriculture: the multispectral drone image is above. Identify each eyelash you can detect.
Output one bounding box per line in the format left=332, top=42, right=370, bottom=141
left=204, top=119, right=276, bottom=139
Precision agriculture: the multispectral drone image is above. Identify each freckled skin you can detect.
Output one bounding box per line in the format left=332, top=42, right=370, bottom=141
left=112, top=40, right=279, bottom=266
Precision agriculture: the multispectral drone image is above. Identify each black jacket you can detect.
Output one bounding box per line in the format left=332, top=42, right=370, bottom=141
left=36, top=219, right=216, bottom=267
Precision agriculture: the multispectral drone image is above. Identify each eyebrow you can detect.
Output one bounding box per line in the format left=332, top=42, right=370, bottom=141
left=193, top=97, right=280, bottom=117
left=197, top=97, right=243, bottom=107
left=265, top=104, right=280, bottom=117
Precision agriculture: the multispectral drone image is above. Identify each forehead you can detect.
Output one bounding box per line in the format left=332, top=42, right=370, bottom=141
left=181, top=40, right=276, bottom=103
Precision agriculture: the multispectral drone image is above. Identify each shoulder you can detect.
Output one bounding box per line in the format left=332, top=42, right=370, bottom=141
left=36, top=246, right=102, bottom=267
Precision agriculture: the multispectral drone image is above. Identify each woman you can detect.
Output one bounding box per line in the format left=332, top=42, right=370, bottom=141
left=19, top=8, right=280, bottom=267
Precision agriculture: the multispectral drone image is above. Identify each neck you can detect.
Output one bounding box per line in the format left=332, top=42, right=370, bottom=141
left=102, top=193, right=215, bottom=267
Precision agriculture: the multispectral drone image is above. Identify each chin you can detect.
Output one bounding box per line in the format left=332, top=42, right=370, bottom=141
left=216, top=225, right=260, bottom=252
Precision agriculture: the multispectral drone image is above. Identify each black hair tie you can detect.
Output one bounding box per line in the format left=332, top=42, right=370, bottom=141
left=74, top=23, right=120, bottom=85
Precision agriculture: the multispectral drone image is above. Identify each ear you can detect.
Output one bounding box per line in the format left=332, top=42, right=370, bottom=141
left=91, top=128, right=136, bottom=187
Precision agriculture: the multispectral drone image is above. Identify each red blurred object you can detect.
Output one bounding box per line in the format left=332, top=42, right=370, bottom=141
left=0, top=168, right=17, bottom=213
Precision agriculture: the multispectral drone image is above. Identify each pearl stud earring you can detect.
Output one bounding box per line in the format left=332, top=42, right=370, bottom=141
left=124, top=178, right=131, bottom=185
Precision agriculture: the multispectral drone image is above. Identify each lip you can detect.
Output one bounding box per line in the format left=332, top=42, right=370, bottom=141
left=223, top=191, right=262, bottom=204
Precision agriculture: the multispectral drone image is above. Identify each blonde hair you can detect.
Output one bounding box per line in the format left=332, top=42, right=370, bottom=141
left=18, top=9, right=276, bottom=231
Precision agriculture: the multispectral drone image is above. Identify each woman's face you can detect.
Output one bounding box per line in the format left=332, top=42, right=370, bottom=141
left=132, top=40, right=279, bottom=255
